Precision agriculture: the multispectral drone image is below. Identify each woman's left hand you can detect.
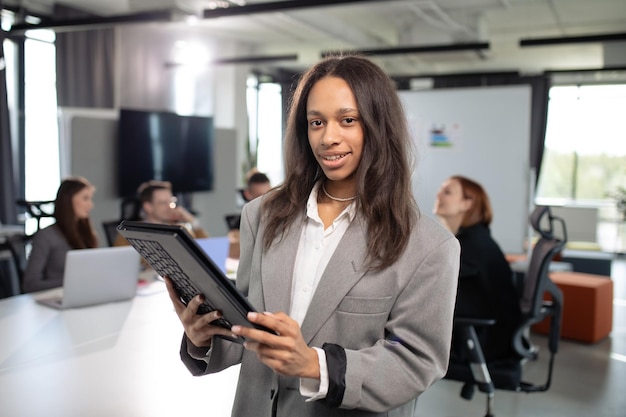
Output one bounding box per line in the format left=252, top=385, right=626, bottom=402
left=232, top=312, right=320, bottom=379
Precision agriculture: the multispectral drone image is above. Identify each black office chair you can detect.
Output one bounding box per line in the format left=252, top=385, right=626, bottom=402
left=120, top=196, right=142, bottom=221
left=2, top=233, right=32, bottom=294
left=445, top=205, right=566, bottom=417
left=101, top=197, right=142, bottom=247
left=15, top=199, right=55, bottom=233
left=102, top=220, right=123, bottom=247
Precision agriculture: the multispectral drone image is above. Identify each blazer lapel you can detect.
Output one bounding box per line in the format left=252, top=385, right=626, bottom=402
left=300, top=216, right=369, bottom=344
left=260, top=218, right=304, bottom=314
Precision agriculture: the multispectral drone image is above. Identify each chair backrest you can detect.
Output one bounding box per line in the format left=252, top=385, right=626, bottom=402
left=102, top=220, right=122, bottom=247
left=4, top=233, right=33, bottom=294
left=520, top=205, right=567, bottom=316
left=516, top=205, right=566, bottom=361
left=120, top=197, right=142, bottom=221
left=101, top=198, right=142, bottom=247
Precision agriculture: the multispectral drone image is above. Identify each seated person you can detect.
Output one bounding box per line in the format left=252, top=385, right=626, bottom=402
left=115, top=180, right=208, bottom=246
left=226, top=171, right=271, bottom=274
left=23, top=176, right=98, bottom=293
left=114, top=180, right=209, bottom=246
left=240, top=171, right=271, bottom=203
left=114, top=181, right=208, bottom=280
left=434, top=175, right=522, bottom=361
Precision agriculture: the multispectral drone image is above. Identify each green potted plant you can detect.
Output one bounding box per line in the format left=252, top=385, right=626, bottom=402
left=609, top=187, right=626, bottom=222
left=608, top=186, right=626, bottom=252
left=609, top=186, right=626, bottom=222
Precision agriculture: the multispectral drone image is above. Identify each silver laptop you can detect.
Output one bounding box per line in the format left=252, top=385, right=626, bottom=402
left=37, top=246, right=141, bottom=309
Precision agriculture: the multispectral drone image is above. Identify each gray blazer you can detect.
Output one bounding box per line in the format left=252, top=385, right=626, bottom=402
left=181, top=197, right=460, bottom=417
left=22, top=224, right=71, bottom=293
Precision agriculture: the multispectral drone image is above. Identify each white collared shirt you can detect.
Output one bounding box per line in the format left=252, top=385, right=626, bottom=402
left=292, top=182, right=356, bottom=400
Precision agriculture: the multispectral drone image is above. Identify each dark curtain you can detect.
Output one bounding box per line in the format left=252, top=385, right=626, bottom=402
left=0, top=30, right=18, bottom=225
left=527, top=75, right=551, bottom=183
left=54, top=5, right=115, bottom=108
left=1, top=28, right=20, bottom=298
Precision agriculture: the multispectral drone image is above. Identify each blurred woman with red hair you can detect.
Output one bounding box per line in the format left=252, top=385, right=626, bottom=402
left=435, top=175, right=522, bottom=361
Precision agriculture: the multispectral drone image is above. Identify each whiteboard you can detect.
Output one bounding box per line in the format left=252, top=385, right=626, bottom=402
left=399, top=85, right=532, bottom=254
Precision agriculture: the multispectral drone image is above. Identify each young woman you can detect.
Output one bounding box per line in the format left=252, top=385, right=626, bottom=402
left=435, top=175, right=522, bottom=361
left=166, top=55, right=460, bottom=417
left=22, top=176, right=98, bottom=292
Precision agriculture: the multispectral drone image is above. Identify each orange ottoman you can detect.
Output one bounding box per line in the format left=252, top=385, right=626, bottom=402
left=533, top=271, right=613, bottom=343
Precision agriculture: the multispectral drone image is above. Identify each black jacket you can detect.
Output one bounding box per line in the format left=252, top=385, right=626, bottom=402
left=453, top=223, right=522, bottom=361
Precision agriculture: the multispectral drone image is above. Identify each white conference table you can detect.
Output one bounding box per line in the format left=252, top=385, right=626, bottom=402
left=0, top=284, right=240, bottom=417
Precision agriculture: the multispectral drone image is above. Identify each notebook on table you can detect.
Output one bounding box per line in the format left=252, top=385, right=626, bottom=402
left=37, top=246, right=141, bottom=309
left=195, top=236, right=230, bottom=276
left=116, top=220, right=274, bottom=342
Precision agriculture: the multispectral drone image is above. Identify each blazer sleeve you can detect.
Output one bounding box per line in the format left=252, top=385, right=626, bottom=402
left=22, top=228, right=66, bottom=293
left=179, top=200, right=263, bottom=376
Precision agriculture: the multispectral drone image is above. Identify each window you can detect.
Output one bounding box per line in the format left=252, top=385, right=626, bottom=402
left=246, top=75, right=283, bottom=186
left=2, top=10, right=17, bottom=161
left=1, top=11, right=59, bottom=233
left=24, top=29, right=59, bottom=233
left=536, top=84, right=626, bottom=251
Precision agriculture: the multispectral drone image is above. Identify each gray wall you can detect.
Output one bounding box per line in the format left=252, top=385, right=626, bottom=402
left=62, top=110, right=238, bottom=246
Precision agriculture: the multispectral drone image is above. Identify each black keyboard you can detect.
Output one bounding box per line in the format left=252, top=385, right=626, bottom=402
left=126, top=237, right=233, bottom=329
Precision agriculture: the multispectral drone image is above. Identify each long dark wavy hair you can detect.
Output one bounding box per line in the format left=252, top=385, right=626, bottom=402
left=261, top=54, right=417, bottom=271
left=53, top=176, right=98, bottom=249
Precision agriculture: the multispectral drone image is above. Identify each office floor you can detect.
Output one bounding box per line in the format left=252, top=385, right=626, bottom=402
left=415, top=257, right=626, bottom=417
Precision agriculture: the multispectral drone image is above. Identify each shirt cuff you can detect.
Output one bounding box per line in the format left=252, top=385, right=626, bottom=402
left=186, top=338, right=211, bottom=360
left=300, top=347, right=328, bottom=401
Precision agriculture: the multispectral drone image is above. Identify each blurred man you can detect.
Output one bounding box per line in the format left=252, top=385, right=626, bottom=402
left=240, top=171, right=271, bottom=203
left=227, top=171, right=271, bottom=275
left=114, top=180, right=207, bottom=244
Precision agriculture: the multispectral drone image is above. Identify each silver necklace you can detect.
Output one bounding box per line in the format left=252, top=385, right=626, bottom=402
left=322, top=183, right=357, bottom=202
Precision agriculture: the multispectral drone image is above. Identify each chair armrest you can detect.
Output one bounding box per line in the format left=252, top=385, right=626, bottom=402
left=454, top=317, right=496, bottom=327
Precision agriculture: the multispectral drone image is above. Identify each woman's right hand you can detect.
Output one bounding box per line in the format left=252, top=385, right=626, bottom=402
left=164, top=277, right=235, bottom=348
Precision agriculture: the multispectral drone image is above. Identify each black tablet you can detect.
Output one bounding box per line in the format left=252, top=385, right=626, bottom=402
left=117, top=220, right=273, bottom=342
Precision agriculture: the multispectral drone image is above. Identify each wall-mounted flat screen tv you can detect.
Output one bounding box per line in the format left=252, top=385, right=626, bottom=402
left=117, top=108, right=215, bottom=197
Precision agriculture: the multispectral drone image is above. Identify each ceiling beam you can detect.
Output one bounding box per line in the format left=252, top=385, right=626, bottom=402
left=9, top=10, right=173, bottom=34
left=321, top=42, right=490, bottom=57
left=202, top=0, right=384, bottom=19
left=7, top=0, right=385, bottom=34
left=164, top=53, right=299, bottom=67
left=520, top=32, right=626, bottom=47
left=544, top=65, right=626, bottom=74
